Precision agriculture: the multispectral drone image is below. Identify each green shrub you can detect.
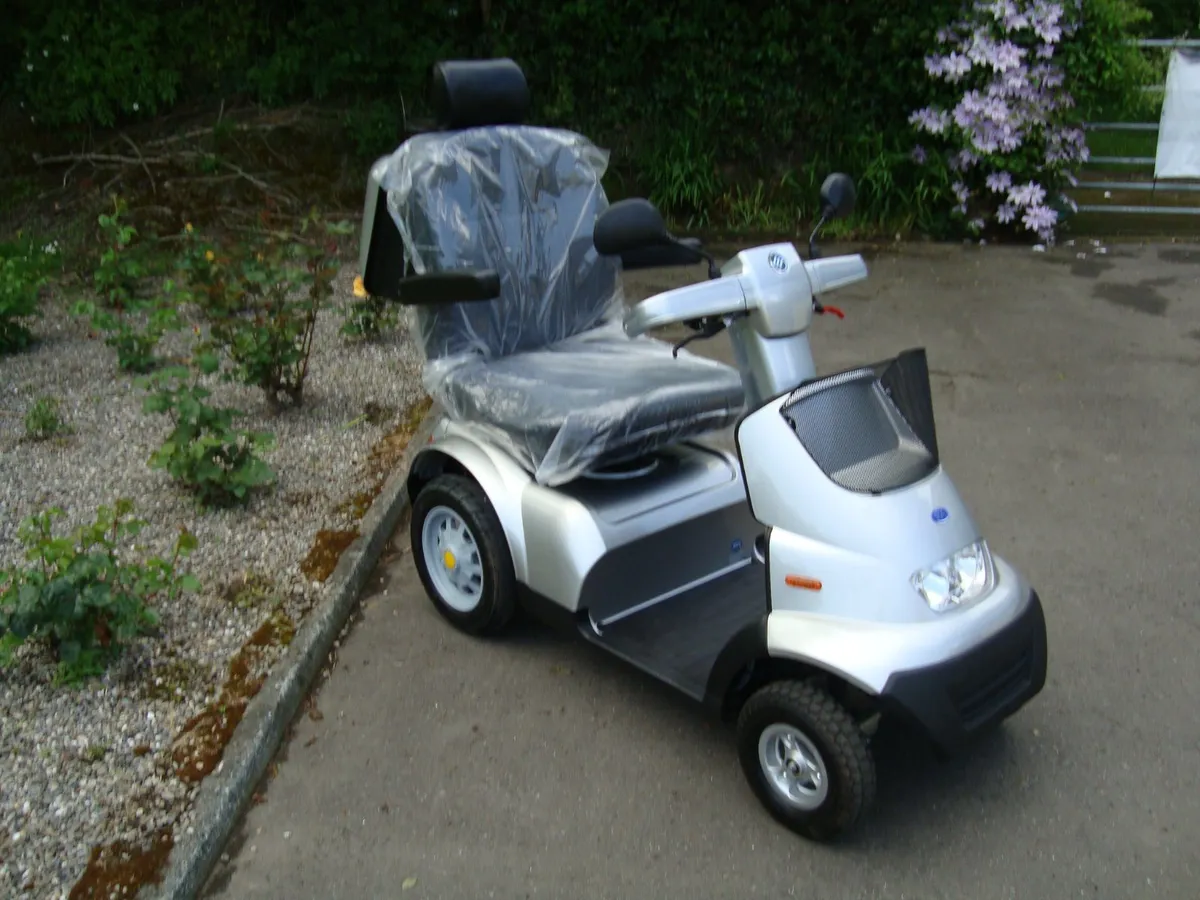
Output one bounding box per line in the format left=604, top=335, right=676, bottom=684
left=70, top=198, right=186, bottom=373
left=0, top=500, right=199, bottom=684
left=0, top=236, right=52, bottom=354
left=72, top=295, right=184, bottom=374
left=92, top=197, right=146, bottom=310
left=184, top=215, right=349, bottom=408
left=13, top=1, right=180, bottom=129
left=139, top=357, right=277, bottom=509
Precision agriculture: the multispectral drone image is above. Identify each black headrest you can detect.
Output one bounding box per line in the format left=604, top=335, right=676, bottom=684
left=430, top=58, right=530, bottom=130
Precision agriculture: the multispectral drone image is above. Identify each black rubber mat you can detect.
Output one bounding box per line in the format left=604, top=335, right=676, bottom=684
left=579, top=562, right=767, bottom=700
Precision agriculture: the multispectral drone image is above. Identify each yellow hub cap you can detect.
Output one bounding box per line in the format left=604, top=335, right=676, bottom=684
left=442, top=549, right=457, bottom=570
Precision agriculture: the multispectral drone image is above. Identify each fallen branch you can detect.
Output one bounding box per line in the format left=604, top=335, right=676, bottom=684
left=34, top=152, right=174, bottom=167
left=119, top=133, right=157, bottom=195
left=33, top=149, right=297, bottom=206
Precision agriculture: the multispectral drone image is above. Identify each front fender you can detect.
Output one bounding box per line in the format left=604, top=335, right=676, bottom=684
left=407, top=433, right=533, bottom=583
left=764, top=555, right=1035, bottom=694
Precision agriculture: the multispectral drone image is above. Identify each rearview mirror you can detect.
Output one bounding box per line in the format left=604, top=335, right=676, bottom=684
left=819, top=173, right=857, bottom=220
left=593, top=198, right=671, bottom=256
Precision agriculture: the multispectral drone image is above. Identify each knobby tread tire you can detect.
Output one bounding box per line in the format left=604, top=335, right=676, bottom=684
left=737, top=678, right=876, bottom=841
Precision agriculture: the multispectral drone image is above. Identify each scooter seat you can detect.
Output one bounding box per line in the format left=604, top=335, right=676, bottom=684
left=438, top=326, right=746, bottom=486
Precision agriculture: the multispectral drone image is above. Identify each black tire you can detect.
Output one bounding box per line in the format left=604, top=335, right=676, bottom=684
left=410, top=473, right=517, bottom=636
left=736, top=679, right=876, bottom=841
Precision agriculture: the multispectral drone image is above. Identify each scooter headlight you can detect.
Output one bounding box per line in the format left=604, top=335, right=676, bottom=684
left=910, top=539, right=995, bottom=612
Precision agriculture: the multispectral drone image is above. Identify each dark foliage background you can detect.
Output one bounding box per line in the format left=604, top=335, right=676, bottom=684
left=0, top=0, right=1171, bottom=233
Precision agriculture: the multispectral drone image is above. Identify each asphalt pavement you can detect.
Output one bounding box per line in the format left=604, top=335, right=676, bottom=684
left=206, top=240, right=1200, bottom=899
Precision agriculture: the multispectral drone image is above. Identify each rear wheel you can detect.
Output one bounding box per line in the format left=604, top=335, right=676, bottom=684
left=411, top=474, right=516, bottom=636
left=736, top=679, right=875, bottom=841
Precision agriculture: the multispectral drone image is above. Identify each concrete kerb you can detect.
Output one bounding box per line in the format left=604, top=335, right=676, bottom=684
left=145, top=403, right=441, bottom=900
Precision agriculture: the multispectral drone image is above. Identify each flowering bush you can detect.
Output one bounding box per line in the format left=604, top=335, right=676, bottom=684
left=910, top=0, right=1102, bottom=243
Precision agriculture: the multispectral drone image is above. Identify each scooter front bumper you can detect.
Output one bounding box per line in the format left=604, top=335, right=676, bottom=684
left=878, top=588, right=1048, bottom=755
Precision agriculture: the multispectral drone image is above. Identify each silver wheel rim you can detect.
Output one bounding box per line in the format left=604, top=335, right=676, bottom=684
left=421, top=505, right=485, bottom=613
left=758, top=723, right=829, bottom=811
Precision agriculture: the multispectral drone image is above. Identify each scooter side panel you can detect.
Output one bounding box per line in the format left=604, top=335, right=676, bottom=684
left=521, top=443, right=755, bottom=613
left=425, top=422, right=760, bottom=614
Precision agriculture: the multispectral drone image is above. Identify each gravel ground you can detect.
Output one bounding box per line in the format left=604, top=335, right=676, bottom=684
left=0, top=264, right=424, bottom=899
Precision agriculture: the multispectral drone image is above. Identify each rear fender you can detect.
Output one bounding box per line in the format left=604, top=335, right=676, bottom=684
left=406, top=435, right=531, bottom=582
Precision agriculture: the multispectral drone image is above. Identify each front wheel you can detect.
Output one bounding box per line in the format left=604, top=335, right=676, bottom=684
left=736, top=679, right=875, bottom=841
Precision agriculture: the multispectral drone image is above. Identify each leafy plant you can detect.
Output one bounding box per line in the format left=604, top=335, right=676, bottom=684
left=139, top=356, right=276, bottom=508
left=93, top=196, right=146, bottom=310
left=72, top=294, right=184, bottom=374
left=189, top=214, right=349, bottom=408
left=0, top=236, right=53, bottom=354
left=0, top=500, right=199, bottom=683
left=24, top=396, right=69, bottom=441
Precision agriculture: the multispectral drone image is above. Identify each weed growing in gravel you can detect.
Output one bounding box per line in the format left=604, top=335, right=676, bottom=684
left=0, top=235, right=53, bottom=354
left=138, top=355, right=277, bottom=508
left=0, top=499, right=200, bottom=684
left=23, top=395, right=70, bottom=441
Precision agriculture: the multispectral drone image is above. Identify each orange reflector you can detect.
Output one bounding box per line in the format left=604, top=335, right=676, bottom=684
left=785, top=575, right=823, bottom=591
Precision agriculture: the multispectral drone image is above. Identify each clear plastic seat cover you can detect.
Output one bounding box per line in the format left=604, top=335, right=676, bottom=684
left=378, top=124, right=745, bottom=485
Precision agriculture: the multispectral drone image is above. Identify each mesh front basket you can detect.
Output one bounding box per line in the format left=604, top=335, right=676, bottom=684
left=779, top=348, right=940, bottom=494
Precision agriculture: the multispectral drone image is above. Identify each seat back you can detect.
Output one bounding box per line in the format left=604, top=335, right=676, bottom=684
left=375, top=59, right=623, bottom=364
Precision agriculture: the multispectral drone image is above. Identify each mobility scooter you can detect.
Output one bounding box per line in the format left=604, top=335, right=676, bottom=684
left=357, top=58, right=1048, bottom=841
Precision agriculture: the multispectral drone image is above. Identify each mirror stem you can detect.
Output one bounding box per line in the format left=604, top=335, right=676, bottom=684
left=808, top=214, right=828, bottom=260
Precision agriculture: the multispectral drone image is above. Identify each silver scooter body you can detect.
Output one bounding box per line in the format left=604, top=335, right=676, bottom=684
left=407, top=240, right=1047, bottom=752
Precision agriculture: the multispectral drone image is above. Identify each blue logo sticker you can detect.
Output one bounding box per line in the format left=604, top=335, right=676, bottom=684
left=731, top=539, right=743, bottom=553
left=931, top=507, right=949, bottom=523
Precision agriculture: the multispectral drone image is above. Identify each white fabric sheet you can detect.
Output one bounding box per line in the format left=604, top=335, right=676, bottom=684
left=1155, top=49, right=1200, bottom=180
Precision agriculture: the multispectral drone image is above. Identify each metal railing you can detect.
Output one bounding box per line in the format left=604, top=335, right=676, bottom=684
left=1072, top=38, right=1200, bottom=216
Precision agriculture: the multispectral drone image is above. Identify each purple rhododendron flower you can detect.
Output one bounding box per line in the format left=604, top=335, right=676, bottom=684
left=910, top=107, right=952, bottom=135
left=911, top=0, right=1084, bottom=242
left=927, top=51, right=973, bottom=80
left=986, top=171, right=1013, bottom=193
left=969, top=217, right=987, bottom=231
left=912, top=145, right=928, bottom=164
left=1009, top=181, right=1047, bottom=208
left=1022, top=203, right=1058, bottom=238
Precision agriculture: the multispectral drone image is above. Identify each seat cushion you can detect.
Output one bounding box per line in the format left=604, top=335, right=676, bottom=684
left=433, top=327, right=746, bottom=486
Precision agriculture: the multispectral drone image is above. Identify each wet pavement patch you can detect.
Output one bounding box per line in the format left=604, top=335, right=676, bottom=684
left=1093, top=279, right=1172, bottom=316
left=1039, top=254, right=1115, bottom=278
left=1158, top=246, right=1200, bottom=265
